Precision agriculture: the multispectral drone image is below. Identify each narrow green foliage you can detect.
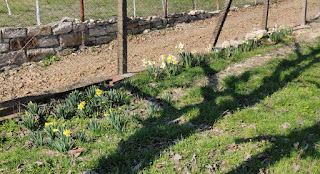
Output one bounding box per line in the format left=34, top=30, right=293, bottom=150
left=55, top=105, right=69, bottom=120
left=22, top=111, right=37, bottom=131
left=29, top=131, right=43, bottom=147
left=85, top=86, right=98, bottom=100
left=65, top=90, right=81, bottom=112
left=48, top=135, right=74, bottom=153
left=105, top=108, right=125, bottom=132
left=87, top=119, right=104, bottom=136
left=106, top=89, right=129, bottom=107
left=26, top=101, right=45, bottom=117
left=147, top=102, right=159, bottom=118
left=75, top=130, right=86, bottom=142
left=161, top=92, right=173, bottom=105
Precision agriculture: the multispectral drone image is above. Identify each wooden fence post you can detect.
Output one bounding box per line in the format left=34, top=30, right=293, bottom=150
left=117, top=0, right=127, bottom=74
left=211, top=0, right=233, bottom=47
left=217, top=0, right=220, bottom=10
left=261, top=0, right=270, bottom=30
left=302, top=0, right=307, bottom=25
left=80, top=0, right=84, bottom=22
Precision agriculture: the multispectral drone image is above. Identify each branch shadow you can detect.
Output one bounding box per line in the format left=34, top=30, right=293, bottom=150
left=228, top=123, right=320, bottom=173
left=94, top=42, right=320, bottom=173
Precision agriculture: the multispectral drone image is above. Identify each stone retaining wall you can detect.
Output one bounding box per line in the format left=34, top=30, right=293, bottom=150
left=0, top=9, right=228, bottom=69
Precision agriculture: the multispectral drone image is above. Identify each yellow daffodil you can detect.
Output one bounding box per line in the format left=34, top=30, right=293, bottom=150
left=53, top=121, right=56, bottom=126
left=78, top=104, right=84, bottom=110
left=81, top=101, right=86, bottom=106
left=179, top=49, right=183, bottom=54
left=167, top=58, right=171, bottom=63
left=45, top=122, right=52, bottom=127
left=102, top=101, right=106, bottom=104
left=104, top=112, right=109, bottom=117
left=53, top=129, right=59, bottom=133
left=63, top=129, right=71, bottom=137
left=96, top=89, right=103, bottom=97
left=118, top=107, right=122, bottom=110
left=191, top=50, right=197, bottom=54
left=254, top=38, right=257, bottom=41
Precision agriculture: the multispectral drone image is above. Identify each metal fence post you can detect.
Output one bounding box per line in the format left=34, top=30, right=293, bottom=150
left=165, top=0, right=168, bottom=18
left=302, top=0, right=308, bottom=25
left=211, top=0, right=233, bottom=47
left=261, top=0, right=270, bottom=30
left=80, top=0, right=85, bottom=22
left=117, top=0, right=128, bottom=74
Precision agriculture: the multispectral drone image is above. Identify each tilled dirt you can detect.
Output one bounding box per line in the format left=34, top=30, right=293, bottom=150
left=1, top=0, right=320, bottom=103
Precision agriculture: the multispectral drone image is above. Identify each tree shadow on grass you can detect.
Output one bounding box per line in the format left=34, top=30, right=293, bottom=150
left=228, top=123, right=320, bottom=174
left=94, top=42, right=320, bottom=173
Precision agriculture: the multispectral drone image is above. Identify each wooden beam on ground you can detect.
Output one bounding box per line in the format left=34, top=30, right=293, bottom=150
left=211, top=0, right=233, bottom=47
left=0, top=73, right=134, bottom=121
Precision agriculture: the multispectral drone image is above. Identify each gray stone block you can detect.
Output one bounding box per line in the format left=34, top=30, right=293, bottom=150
left=38, top=36, right=59, bottom=48
left=27, top=26, right=52, bottom=36
left=2, top=28, right=26, bottom=38
left=27, top=48, right=55, bottom=61
left=52, top=22, right=73, bottom=35
left=0, top=50, right=26, bottom=67
left=60, top=33, right=82, bottom=48
left=0, top=43, right=9, bottom=53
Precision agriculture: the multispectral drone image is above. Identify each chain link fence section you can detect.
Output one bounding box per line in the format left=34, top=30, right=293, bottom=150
left=0, top=0, right=268, bottom=27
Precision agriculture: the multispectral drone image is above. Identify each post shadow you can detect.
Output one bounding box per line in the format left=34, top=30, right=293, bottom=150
left=93, top=42, right=320, bottom=173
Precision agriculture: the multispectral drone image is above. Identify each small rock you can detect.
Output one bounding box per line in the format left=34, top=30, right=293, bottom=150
left=257, top=153, right=267, bottom=160
left=230, top=6, right=238, bottom=11
left=221, top=41, right=231, bottom=48
left=34, top=160, right=45, bottom=166
left=148, top=83, right=157, bottom=87
left=23, top=140, right=33, bottom=149
left=244, top=5, right=251, bottom=8
left=280, top=122, right=292, bottom=129
left=270, top=137, right=277, bottom=142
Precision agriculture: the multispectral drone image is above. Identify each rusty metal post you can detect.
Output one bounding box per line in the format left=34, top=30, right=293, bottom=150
left=211, top=0, right=233, bottom=47
left=302, top=0, right=307, bottom=25
left=217, top=0, right=220, bottom=10
left=117, top=0, right=127, bottom=74
left=80, top=0, right=84, bottom=22
left=261, top=0, right=270, bottom=30
left=165, top=0, right=168, bottom=18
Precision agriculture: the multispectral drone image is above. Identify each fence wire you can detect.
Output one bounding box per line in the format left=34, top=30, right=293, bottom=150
left=0, top=0, right=266, bottom=27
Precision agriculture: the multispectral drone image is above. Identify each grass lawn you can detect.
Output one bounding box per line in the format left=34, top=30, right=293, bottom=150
left=0, top=0, right=273, bottom=27
left=1, top=29, right=320, bottom=173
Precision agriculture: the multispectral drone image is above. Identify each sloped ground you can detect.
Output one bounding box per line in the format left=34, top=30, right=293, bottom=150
left=0, top=0, right=320, bottom=103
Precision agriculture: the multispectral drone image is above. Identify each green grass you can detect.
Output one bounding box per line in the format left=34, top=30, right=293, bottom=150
left=0, top=0, right=275, bottom=27
left=1, top=36, right=320, bottom=173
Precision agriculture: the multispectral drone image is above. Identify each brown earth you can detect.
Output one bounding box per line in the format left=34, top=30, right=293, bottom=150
left=1, top=0, right=320, bottom=103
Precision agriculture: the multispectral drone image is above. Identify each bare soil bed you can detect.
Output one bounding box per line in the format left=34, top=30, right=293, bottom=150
left=1, top=0, right=320, bottom=103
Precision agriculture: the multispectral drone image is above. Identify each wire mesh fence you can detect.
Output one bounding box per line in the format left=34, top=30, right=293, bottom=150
left=0, top=0, right=267, bottom=27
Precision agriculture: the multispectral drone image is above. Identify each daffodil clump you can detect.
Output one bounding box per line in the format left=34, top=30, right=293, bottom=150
left=269, top=25, right=293, bottom=43
left=142, top=58, right=162, bottom=79
left=162, top=54, right=179, bottom=77
left=105, top=107, right=126, bottom=132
